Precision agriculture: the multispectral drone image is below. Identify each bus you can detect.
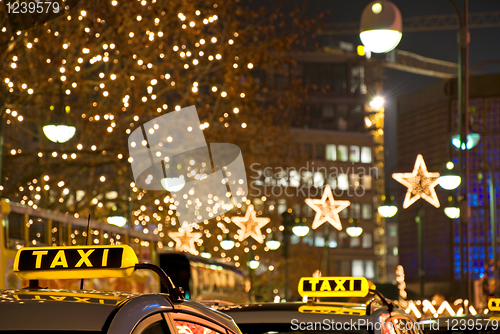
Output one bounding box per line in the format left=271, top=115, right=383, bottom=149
left=0, top=199, right=248, bottom=302
left=0, top=199, right=161, bottom=292
left=160, top=250, right=247, bottom=303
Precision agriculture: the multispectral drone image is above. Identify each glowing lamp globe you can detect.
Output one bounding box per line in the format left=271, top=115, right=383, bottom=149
left=360, top=1, right=402, bottom=53
left=107, top=216, right=127, bottom=227
left=346, top=226, right=363, bottom=238
left=266, top=239, right=281, bottom=250
left=220, top=238, right=235, bottom=251
left=438, top=161, right=461, bottom=190
left=43, top=125, right=76, bottom=143
left=378, top=205, right=398, bottom=218
left=451, top=133, right=481, bottom=150
left=161, top=177, right=186, bottom=192
left=248, top=260, right=260, bottom=270
left=444, top=207, right=460, bottom=219
left=292, top=225, right=310, bottom=237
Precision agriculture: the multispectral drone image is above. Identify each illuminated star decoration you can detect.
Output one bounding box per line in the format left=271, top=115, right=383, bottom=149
left=231, top=204, right=270, bottom=243
left=392, top=154, right=440, bottom=209
left=168, top=224, right=203, bottom=255
left=305, top=184, right=350, bottom=230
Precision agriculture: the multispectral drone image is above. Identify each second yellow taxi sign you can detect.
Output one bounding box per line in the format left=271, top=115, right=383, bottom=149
left=14, top=245, right=139, bottom=280
left=297, top=276, right=370, bottom=298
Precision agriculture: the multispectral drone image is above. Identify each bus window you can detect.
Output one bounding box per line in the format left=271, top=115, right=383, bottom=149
left=6, top=212, right=25, bottom=250
left=28, top=216, right=48, bottom=246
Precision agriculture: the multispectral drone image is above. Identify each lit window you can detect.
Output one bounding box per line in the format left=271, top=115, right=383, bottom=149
left=362, top=175, right=372, bottom=190
left=338, top=174, right=348, bottom=190
left=365, top=261, right=375, bottom=279
left=388, top=224, right=398, bottom=237
left=362, top=204, right=372, bottom=219
left=313, top=172, right=325, bottom=187
left=352, top=260, right=364, bottom=277
left=350, top=203, right=360, bottom=218
left=350, top=174, right=360, bottom=188
left=362, top=233, right=372, bottom=248
left=289, top=170, right=300, bottom=187
left=393, top=247, right=399, bottom=256
left=350, top=236, right=360, bottom=247
left=361, top=147, right=372, bottom=163
left=301, top=171, right=313, bottom=186
left=338, top=145, right=348, bottom=161
left=349, top=146, right=360, bottom=162
left=326, top=144, right=336, bottom=161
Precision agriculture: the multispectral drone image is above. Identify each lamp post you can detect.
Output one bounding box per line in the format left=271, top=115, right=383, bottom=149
left=361, top=0, right=471, bottom=301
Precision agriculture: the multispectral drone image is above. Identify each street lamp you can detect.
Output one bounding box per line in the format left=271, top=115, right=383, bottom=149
left=438, top=162, right=461, bottom=190
left=360, top=0, right=402, bottom=53
left=451, top=133, right=480, bottom=150
left=292, top=217, right=310, bottom=237
left=266, top=232, right=281, bottom=250
left=220, top=234, right=235, bottom=250
left=378, top=195, right=398, bottom=218
left=345, top=218, right=363, bottom=238
left=43, top=105, right=76, bottom=143
left=362, top=0, right=472, bottom=301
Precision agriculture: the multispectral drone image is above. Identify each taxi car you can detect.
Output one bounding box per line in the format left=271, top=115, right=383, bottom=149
left=418, top=298, right=500, bottom=333
left=0, top=245, right=242, bottom=334
left=216, top=276, right=423, bottom=334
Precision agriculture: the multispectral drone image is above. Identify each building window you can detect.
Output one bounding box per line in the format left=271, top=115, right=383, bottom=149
left=339, top=232, right=349, bottom=247
left=327, top=176, right=337, bottom=189
left=289, top=170, right=300, bottom=187
left=338, top=145, right=348, bottom=161
left=322, top=105, right=334, bottom=118
left=393, top=247, right=399, bottom=256
left=277, top=199, right=287, bottom=215
left=350, top=236, right=360, bottom=248
left=352, top=260, right=364, bottom=277
left=362, top=233, right=372, bottom=248
left=361, top=147, right=372, bottom=163
left=350, top=174, right=360, bottom=188
left=362, top=175, right=372, bottom=190
left=315, top=144, right=325, bottom=160
left=388, top=224, right=398, bottom=237
left=326, top=144, right=336, bottom=161
left=362, top=204, right=372, bottom=220
left=313, top=172, right=325, bottom=187
left=338, top=174, right=348, bottom=190
left=365, top=261, right=375, bottom=279
left=303, top=143, right=313, bottom=159
left=350, top=203, right=360, bottom=218
left=302, top=171, right=313, bottom=186
left=349, top=146, right=360, bottom=162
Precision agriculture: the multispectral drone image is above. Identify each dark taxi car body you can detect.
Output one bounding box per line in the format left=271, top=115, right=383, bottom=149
left=217, top=276, right=423, bottom=334
left=0, top=245, right=242, bottom=334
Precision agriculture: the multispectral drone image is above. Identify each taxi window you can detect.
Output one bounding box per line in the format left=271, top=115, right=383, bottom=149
left=133, top=313, right=171, bottom=334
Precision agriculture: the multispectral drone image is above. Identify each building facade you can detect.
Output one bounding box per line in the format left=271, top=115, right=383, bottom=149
left=249, top=43, right=389, bottom=295
left=396, top=73, right=500, bottom=299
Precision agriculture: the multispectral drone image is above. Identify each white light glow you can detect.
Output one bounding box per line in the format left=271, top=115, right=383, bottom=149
left=360, top=30, right=402, bottom=53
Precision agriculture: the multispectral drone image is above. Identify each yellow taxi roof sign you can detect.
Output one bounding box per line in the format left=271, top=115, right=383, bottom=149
left=488, top=298, right=500, bottom=311
left=14, top=245, right=138, bottom=281
left=298, top=276, right=370, bottom=298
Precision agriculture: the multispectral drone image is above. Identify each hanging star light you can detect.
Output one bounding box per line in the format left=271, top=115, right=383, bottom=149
left=305, top=184, right=350, bottom=230
left=168, top=224, right=203, bottom=255
left=392, top=154, right=440, bottom=209
left=231, top=204, right=270, bottom=243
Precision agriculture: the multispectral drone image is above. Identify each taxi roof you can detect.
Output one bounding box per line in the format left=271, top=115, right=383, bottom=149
left=216, top=301, right=374, bottom=324
left=0, top=288, right=239, bottom=333
left=0, top=289, right=138, bottom=331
